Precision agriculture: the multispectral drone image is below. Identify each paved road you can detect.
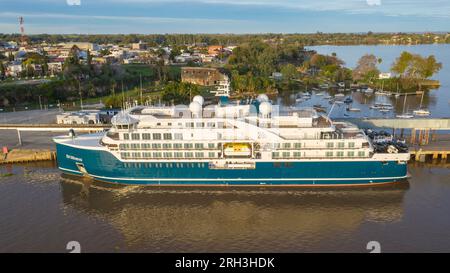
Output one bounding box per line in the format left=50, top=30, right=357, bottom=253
left=0, top=130, right=61, bottom=150
left=0, top=109, right=60, bottom=124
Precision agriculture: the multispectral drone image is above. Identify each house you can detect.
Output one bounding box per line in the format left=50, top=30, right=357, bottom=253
left=207, top=45, right=223, bottom=56
left=181, top=67, right=227, bottom=86
left=131, top=41, right=147, bottom=50
left=270, top=72, right=283, bottom=80
left=47, top=62, right=63, bottom=74
left=60, top=42, right=99, bottom=51
left=379, top=72, right=392, bottom=79
left=6, top=63, right=23, bottom=77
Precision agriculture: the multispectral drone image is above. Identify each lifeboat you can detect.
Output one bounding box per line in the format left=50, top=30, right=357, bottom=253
left=223, top=143, right=252, bottom=157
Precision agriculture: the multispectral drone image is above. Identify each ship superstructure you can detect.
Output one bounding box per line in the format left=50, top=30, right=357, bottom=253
left=54, top=95, right=409, bottom=186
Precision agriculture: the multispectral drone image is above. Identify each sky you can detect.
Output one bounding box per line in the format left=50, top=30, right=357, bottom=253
left=0, top=0, right=449, bottom=34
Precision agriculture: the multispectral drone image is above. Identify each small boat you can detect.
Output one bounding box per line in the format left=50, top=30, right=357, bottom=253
left=347, top=107, right=361, bottom=112
left=375, top=90, right=390, bottom=96
left=396, top=114, right=414, bottom=119
left=413, top=92, right=430, bottom=116
left=323, top=95, right=333, bottom=100
left=413, top=109, right=431, bottom=116
left=295, top=98, right=304, bottom=103
left=364, top=88, right=374, bottom=93
left=334, top=100, right=344, bottom=104
left=335, top=93, right=345, bottom=98
left=344, top=97, right=353, bottom=104
left=315, top=92, right=325, bottom=96
left=379, top=108, right=391, bottom=113
left=380, top=103, right=393, bottom=110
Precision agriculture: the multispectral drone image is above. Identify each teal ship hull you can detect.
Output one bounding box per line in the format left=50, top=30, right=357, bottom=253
left=56, top=143, right=408, bottom=186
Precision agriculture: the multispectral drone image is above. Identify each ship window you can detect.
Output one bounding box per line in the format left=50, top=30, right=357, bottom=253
left=163, top=133, right=172, bottom=140
left=143, top=152, right=152, bottom=158
left=326, top=151, right=333, bottom=157
left=152, top=133, right=161, bottom=140
left=121, top=152, right=130, bottom=159
left=163, top=143, right=172, bottom=149
left=163, top=152, right=173, bottom=158
left=153, top=152, right=162, bottom=158
left=152, top=143, right=162, bottom=149
left=338, top=142, right=345, bottom=148
left=123, top=133, right=129, bottom=140
left=184, top=143, right=193, bottom=149
left=196, top=122, right=205, bottom=128
left=174, top=152, right=183, bottom=158
left=293, top=152, right=301, bottom=158
left=122, top=125, right=129, bottom=129
left=282, top=143, right=291, bottom=149
left=142, top=143, right=151, bottom=150
left=208, top=143, right=215, bottom=149
left=195, top=152, right=204, bottom=158
left=132, top=152, right=141, bottom=158
left=348, top=151, right=355, bottom=157
left=131, top=143, right=140, bottom=149
left=282, top=152, right=290, bottom=158
left=185, top=152, right=194, bottom=158
left=173, top=143, right=182, bottom=149
left=337, top=151, right=344, bottom=157
left=272, top=152, right=280, bottom=159
left=207, top=122, right=215, bottom=128
left=142, top=133, right=151, bottom=140
left=208, top=152, right=216, bottom=158
left=348, top=142, right=355, bottom=148
left=358, top=151, right=365, bottom=157
left=174, top=133, right=183, bottom=140
left=326, top=142, right=334, bottom=148
left=195, top=143, right=204, bottom=149
left=119, top=144, right=126, bottom=150
left=131, top=133, right=140, bottom=140
left=294, top=143, right=301, bottom=149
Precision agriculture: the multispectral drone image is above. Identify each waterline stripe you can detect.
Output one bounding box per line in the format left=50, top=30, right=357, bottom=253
left=58, top=167, right=407, bottom=182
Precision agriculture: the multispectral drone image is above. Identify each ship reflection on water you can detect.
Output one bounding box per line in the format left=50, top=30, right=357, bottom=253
left=59, top=174, right=409, bottom=252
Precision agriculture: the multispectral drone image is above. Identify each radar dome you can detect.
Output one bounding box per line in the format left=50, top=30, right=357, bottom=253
left=257, top=94, right=269, bottom=103
left=259, top=101, right=272, bottom=116
left=189, top=101, right=202, bottom=114
left=193, top=95, right=204, bottom=106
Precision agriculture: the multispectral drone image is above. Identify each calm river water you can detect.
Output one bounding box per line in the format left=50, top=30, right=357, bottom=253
left=0, top=45, right=449, bottom=253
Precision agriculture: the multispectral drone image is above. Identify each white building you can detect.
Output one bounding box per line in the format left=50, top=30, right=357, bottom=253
left=378, top=72, right=392, bottom=79
left=57, top=110, right=100, bottom=125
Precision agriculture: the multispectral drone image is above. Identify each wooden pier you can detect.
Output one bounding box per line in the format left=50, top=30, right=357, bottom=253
left=0, top=149, right=56, bottom=164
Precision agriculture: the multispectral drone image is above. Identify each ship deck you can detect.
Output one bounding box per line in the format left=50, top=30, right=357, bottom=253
left=53, top=132, right=104, bottom=148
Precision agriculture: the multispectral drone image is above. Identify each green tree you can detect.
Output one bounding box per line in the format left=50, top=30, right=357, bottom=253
left=280, top=64, right=298, bottom=81
left=353, top=54, right=380, bottom=81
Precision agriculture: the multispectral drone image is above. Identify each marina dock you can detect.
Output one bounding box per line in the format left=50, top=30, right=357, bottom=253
left=0, top=149, right=56, bottom=164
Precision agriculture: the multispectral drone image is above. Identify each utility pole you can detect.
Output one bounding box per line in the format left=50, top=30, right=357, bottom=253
left=79, top=79, right=84, bottom=111
left=38, top=95, right=42, bottom=110
left=121, top=80, right=125, bottom=110
left=140, top=73, right=143, bottom=105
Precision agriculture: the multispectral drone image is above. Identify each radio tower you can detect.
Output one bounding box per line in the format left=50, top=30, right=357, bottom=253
left=18, top=16, right=28, bottom=48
